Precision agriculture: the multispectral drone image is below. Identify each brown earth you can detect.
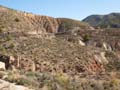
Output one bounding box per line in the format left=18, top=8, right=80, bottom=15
left=0, top=5, right=120, bottom=90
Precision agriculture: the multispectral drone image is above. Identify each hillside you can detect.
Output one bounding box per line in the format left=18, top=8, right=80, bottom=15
left=83, top=13, right=120, bottom=28
left=0, top=5, right=120, bottom=90
left=0, top=5, right=92, bottom=34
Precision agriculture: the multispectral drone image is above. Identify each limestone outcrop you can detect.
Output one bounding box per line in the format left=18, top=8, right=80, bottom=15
left=0, top=79, right=34, bottom=90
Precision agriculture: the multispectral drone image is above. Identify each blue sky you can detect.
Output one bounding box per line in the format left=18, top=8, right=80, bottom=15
left=0, top=0, right=120, bottom=20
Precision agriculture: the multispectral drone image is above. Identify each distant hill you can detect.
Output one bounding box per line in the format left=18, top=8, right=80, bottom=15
left=83, top=13, right=120, bottom=28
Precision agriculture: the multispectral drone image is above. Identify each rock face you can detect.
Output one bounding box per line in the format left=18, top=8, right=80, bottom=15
left=0, top=79, right=33, bottom=90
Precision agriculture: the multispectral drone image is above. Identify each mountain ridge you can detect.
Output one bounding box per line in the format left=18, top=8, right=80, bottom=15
left=83, top=12, right=120, bottom=28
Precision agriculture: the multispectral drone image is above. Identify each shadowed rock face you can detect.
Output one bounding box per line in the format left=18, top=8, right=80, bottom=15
left=0, top=55, right=10, bottom=69
left=0, top=55, right=16, bottom=70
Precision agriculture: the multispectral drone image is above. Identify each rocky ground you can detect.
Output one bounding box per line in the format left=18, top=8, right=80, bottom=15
left=0, top=5, right=120, bottom=90
left=0, top=27, right=119, bottom=90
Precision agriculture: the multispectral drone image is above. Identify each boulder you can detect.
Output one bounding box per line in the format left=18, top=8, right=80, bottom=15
left=103, top=42, right=112, bottom=51
left=94, top=52, right=108, bottom=64
left=78, top=40, right=85, bottom=46
left=0, top=62, right=5, bottom=70
left=0, top=79, right=34, bottom=90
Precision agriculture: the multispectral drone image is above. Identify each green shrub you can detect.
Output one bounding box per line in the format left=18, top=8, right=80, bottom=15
left=14, top=18, right=20, bottom=22
left=0, top=45, right=6, bottom=53
left=8, top=43, right=15, bottom=49
left=0, top=28, right=3, bottom=33
left=16, top=77, right=32, bottom=85
left=0, top=26, right=5, bottom=33
left=83, top=34, right=91, bottom=42
left=6, top=35, right=13, bottom=41
left=55, top=73, right=69, bottom=86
